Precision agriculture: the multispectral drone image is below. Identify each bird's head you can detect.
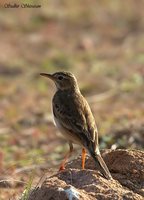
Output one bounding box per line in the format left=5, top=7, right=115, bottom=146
left=40, top=71, right=79, bottom=91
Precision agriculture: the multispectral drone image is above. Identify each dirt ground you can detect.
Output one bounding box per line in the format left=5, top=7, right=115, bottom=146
left=27, top=149, right=144, bottom=200
left=0, top=0, right=144, bottom=199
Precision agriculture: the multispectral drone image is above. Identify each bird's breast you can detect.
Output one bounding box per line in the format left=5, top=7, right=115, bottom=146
left=53, top=116, right=82, bottom=145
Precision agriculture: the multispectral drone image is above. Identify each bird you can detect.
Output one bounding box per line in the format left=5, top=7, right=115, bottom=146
left=40, top=71, right=112, bottom=180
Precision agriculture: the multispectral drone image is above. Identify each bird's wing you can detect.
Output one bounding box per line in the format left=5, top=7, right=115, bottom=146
left=83, top=99, right=98, bottom=145
left=53, top=93, right=97, bottom=148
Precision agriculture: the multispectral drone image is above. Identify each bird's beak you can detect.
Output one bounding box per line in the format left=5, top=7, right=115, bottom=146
left=40, top=73, right=55, bottom=80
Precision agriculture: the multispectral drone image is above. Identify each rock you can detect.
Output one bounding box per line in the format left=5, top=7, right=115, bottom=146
left=27, top=149, right=144, bottom=200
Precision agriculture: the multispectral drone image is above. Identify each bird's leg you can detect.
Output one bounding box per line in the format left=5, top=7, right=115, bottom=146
left=82, top=148, right=86, bottom=170
left=59, top=142, right=73, bottom=171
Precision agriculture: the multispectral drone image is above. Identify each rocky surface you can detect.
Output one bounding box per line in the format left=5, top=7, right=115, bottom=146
left=27, top=149, right=144, bottom=200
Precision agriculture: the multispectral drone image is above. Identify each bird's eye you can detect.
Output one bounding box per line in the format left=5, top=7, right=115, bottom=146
left=58, top=76, right=64, bottom=80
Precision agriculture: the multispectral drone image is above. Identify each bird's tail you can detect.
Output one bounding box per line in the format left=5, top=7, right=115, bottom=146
left=91, top=152, right=112, bottom=180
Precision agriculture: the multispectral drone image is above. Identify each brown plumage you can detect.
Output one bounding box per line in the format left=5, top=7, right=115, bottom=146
left=40, top=71, right=112, bottom=179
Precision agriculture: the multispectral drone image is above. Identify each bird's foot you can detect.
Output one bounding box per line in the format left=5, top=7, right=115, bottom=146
left=59, top=165, right=65, bottom=171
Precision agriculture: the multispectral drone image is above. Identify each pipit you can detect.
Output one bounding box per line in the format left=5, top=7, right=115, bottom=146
left=40, top=71, right=112, bottom=179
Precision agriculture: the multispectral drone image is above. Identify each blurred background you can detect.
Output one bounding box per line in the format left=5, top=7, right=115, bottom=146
left=0, top=0, right=144, bottom=198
